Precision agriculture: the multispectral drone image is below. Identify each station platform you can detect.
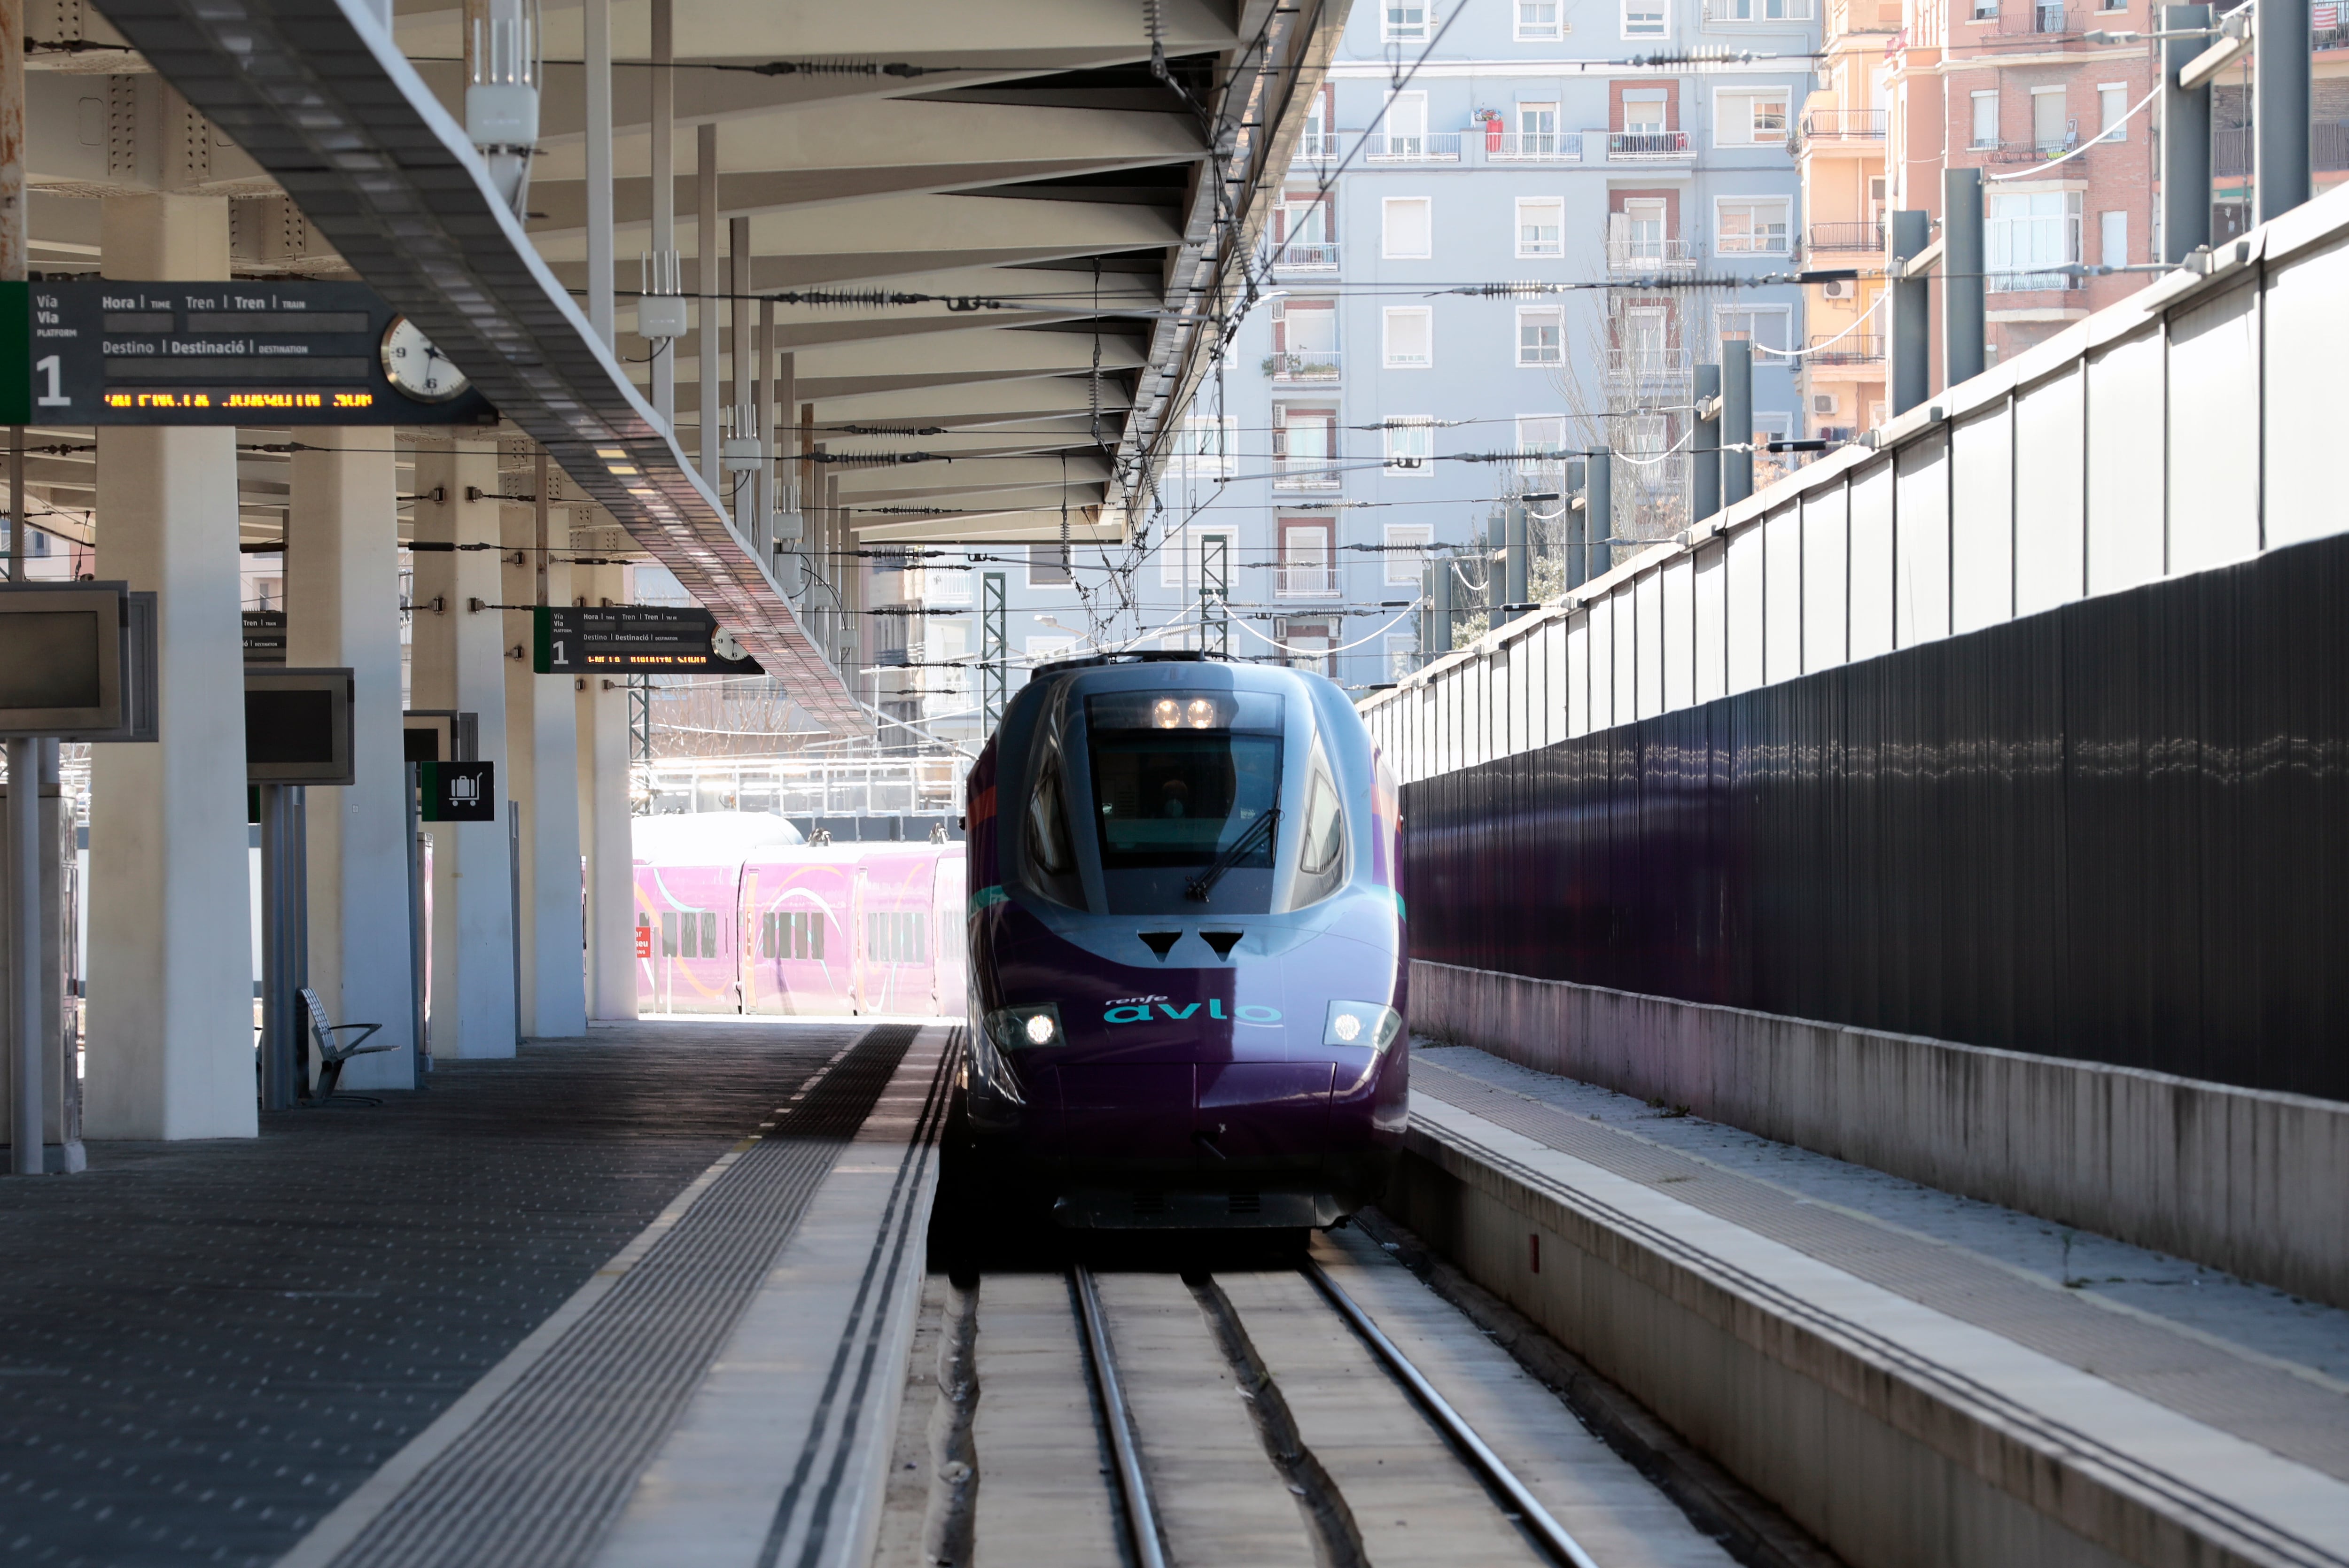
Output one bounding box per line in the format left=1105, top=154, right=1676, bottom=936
left=1394, top=1045, right=2349, bottom=1568
left=0, top=1020, right=953, bottom=1568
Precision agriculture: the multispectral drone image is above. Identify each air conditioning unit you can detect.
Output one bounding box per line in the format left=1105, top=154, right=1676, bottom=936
left=1822, top=277, right=1853, bottom=300
left=1812, top=393, right=1839, bottom=415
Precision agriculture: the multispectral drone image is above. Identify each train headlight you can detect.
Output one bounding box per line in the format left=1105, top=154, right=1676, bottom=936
left=985, top=1003, right=1065, bottom=1051
left=1324, top=1001, right=1403, bottom=1052
left=1152, top=699, right=1182, bottom=729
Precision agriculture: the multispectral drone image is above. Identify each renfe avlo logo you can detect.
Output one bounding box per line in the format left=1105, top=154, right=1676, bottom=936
left=1103, top=1000, right=1283, bottom=1025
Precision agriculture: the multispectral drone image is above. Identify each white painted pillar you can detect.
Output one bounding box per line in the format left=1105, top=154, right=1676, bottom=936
left=83, top=193, right=255, bottom=1140
left=574, top=559, right=637, bottom=1019
left=501, top=495, right=585, bottom=1038
left=408, top=439, right=515, bottom=1058
left=286, top=430, right=414, bottom=1089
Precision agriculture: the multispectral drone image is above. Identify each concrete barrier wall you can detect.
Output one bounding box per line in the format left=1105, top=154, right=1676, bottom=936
left=1412, top=959, right=2349, bottom=1312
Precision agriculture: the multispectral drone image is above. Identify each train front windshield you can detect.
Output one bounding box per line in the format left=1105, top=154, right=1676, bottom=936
left=1085, top=691, right=1282, bottom=870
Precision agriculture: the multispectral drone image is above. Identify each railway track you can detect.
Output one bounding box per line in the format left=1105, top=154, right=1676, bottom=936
left=875, top=1230, right=1742, bottom=1568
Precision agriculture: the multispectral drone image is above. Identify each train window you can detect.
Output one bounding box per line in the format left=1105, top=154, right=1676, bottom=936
left=661, top=911, right=678, bottom=957
left=1028, top=751, right=1074, bottom=876
left=811, top=914, right=824, bottom=961
left=1088, top=728, right=1283, bottom=870
left=700, top=912, right=717, bottom=957
left=1301, top=773, right=1345, bottom=875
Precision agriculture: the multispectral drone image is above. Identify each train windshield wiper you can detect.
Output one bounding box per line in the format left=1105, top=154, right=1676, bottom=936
left=1184, top=807, right=1278, bottom=903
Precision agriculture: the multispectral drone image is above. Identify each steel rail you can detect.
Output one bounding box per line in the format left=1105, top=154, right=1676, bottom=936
left=1071, top=1265, right=1168, bottom=1568
left=1303, top=1259, right=1603, bottom=1568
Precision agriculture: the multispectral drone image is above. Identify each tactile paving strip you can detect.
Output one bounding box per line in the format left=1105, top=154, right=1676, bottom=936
left=1413, top=1059, right=2349, bottom=1483
left=320, top=1024, right=920, bottom=1568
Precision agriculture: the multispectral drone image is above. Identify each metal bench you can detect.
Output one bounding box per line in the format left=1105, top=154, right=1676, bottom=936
left=299, top=986, right=394, bottom=1100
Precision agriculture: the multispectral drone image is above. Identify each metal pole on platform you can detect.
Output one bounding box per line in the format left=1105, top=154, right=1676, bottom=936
left=1888, top=210, right=1931, bottom=418
left=647, top=0, right=674, bottom=425
left=2160, top=5, right=2214, bottom=263
left=258, top=783, right=293, bottom=1111
left=405, top=761, right=428, bottom=1085
left=1586, top=448, right=1613, bottom=582
left=1691, top=364, right=1720, bottom=524
left=1942, top=168, right=1985, bottom=387
left=2255, top=0, right=2311, bottom=224
left=7, top=737, right=37, bottom=1172
left=981, top=572, right=1007, bottom=733
left=1503, top=502, right=1527, bottom=624
left=1721, top=342, right=1754, bottom=507
left=1430, top=555, right=1453, bottom=654
left=697, top=124, right=721, bottom=489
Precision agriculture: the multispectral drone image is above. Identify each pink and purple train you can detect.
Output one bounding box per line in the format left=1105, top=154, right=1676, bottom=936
left=965, top=652, right=1408, bottom=1230
left=634, top=817, right=967, bottom=1017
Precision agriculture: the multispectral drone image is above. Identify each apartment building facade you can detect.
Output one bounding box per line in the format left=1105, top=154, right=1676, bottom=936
left=1186, top=0, right=1819, bottom=692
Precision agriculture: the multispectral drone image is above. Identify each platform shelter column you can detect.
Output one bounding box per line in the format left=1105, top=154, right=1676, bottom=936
left=501, top=484, right=585, bottom=1039
left=284, top=431, right=414, bottom=1089
left=82, top=194, right=256, bottom=1141
left=409, top=438, right=515, bottom=1058
left=573, top=560, right=637, bottom=1020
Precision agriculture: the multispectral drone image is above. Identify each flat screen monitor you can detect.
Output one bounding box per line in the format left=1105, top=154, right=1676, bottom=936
left=247, top=668, right=355, bottom=785
left=0, top=584, right=128, bottom=737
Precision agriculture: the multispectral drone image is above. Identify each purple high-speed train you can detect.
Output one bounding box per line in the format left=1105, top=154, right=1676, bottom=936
left=964, top=652, right=1408, bottom=1229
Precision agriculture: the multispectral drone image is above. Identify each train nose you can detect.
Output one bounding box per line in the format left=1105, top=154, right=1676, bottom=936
left=1041, top=1062, right=1335, bottom=1163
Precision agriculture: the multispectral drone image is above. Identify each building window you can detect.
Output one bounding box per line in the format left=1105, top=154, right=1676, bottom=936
left=1715, top=197, right=1791, bottom=255
left=1621, top=92, right=1668, bottom=135
left=1623, top=0, right=1667, bottom=35
left=1386, top=634, right=1419, bottom=682
left=1516, top=0, right=1562, bottom=38
left=1383, top=524, right=1434, bottom=585
left=1971, top=90, right=1999, bottom=149
left=920, top=551, right=973, bottom=605
left=2097, top=83, right=2128, bottom=141
left=1274, top=194, right=1336, bottom=265
left=1516, top=414, right=1569, bottom=454
left=1383, top=307, right=1433, bottom=367
left=1515, top=101, right=1562, bottom=155
left=1715, top=0, right=1813, bottom=17
left=1972, top=0, right=1999, bottom=17
left=1715, top=90, right=1790, bottom=146
left=1027, top=543, right=1075, bottom=587
left=1517, top=307, right=1563, bottom=365
left=1269, top=300, right=1338, bottom=380
left=2100, top=209, right=2127, bottom=268
left=1271, top=405, right=1339, bottom=489
left=1378, top=90, right=1429, bottom=157
left=1278, top=519, right=1339, bottom=598
left=1988, top=188, right=2082, bottom=289
left=1384, top=0, right=1430, bottom=41
left=2031, top=87, right=2071, bottom=154
left=1168, top=413, right=1239, bottom=477
left=1274, top=617, right=1339, bottom=673
left=1516, top=197, right=1564, bottom=257
left=1382, top=196, right=1433, bottom=258
left=1717, top=305, right=1791, bottom=356
left=1384, top=417, right=1434, bottom=473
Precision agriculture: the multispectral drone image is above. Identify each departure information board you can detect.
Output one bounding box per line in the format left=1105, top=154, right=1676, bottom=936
left=534, top=605, right=764, bottom=675
left=0, top=279, right=498, bottom=426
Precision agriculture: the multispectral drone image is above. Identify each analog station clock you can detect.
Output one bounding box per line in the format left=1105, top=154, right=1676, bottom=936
left=379, top=317, right=470, bottom=403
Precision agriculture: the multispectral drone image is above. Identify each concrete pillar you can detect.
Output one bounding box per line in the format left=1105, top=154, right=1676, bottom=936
left=1888, top=210, right=1932, bottom=418
left=574, top=559, right=636, bottom=1019
left=1942, top=169, right=1986, bottom=388
left=2254, top=0, right=2311, bottom=225
left=501, top=489, right=585, bottom=1039
left=1691, top=363, right=1721, bottom=523
left=83, top=193, right=255, bottom=1140
left=1721, top=340, right=1754, bottom=506
left=408, top=438, right=516, bottom=1058
left=286, top=430, right=415, bottom=1089
left=697, top=123, right=720, bottom=489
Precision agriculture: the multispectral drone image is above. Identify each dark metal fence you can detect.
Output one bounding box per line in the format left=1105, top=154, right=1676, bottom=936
left=1402, top=528, right=2349, bottom=1101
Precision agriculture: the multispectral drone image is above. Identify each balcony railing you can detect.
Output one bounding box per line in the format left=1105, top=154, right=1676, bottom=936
left=1291, top=132, right=1341, bottom=163
left=1802, top=332, right=1884, bottom=365
left=1264, top=349, right=1342, bottom=382
left=1607, top=130, right=1692, bottom=160
left=1988, top=267, right=2085, bottom=293
left=1276, top=564, right=1341, bottom=598
left=1268, top=241, right=1339, bottom=271
left=1485, top=131, right=1584, bottom=162
left=1363, top=132, right=1463, bottom=162
left=1807, top=220, right=1885, bottom=252
left=1607, top=237, right=1701, bottom=271
left=1991, top=131, right=2077, bottom=163
left=1271, top=458, right=1344, bottom=490
left=1801, top=109, right=1885, bottom=139
left=1605, top=347, right=1694, bottom=380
